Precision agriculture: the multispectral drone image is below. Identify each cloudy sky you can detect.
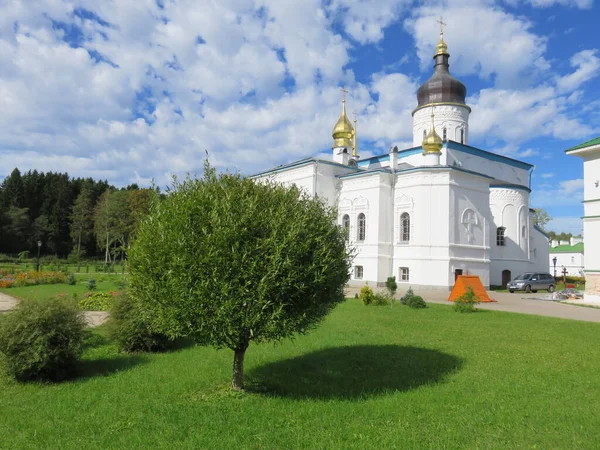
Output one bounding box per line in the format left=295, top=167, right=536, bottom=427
left=1, top=0, right=598, bottom=234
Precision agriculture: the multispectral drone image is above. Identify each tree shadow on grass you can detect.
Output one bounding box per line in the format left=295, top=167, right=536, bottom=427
left=247, top=345, right=462, bottom=400
left=77, top=354, right=148, bottom=380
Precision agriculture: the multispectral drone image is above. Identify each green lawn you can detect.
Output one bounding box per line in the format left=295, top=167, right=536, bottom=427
left=1, top=300, right=599, bottom=449
left=0, top=274, right=125, bottom=303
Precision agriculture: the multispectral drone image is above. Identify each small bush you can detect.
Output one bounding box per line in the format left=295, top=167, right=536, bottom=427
left=454, top=287, right=479, bottom=313
left=86, top=278, right=96, bottom=290
left=108, top=294, right=171, bottom=353
left=385, top=276, right=397, bottom=297
left=372, top=292, right=390, bottom=306
left=67, top=273, right=76, bottom=286
left=79, top=292, right=117, bottom=311
left=407, top=295, right=427, bottom=309
left=400, top=287, right=415, bottom=305
left=0, top=298, right=86, bottom=381
left=360, top=284, right=375, bottom=306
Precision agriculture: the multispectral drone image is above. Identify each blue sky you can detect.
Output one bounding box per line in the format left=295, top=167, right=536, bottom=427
left=0, top=0, right=598, bottom=235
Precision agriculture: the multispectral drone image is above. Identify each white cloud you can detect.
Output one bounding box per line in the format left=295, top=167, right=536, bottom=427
left=557, top=49, right=600, bottom=93
left=406, top=3, right=549, bottom=88
left=531, top=178, right=584, bottom=207
left=526, top=0, right=593, bottom=8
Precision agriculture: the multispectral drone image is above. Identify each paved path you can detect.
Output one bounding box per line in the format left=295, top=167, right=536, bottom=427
left=0, top=292, right=109, bottom=327
left=346, top=287, right=600, bottom=323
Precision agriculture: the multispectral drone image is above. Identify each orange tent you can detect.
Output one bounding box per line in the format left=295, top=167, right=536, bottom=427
left=448, top=275, right=496, bottom=302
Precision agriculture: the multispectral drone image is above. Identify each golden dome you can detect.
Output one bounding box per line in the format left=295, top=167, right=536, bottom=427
left=435, top=36, right=448, bottom=55
left=422, top=112, right=443, bottom=154
left=332, top=100, right=355, bottom=149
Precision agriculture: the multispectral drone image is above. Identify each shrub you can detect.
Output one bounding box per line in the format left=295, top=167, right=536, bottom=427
left=400, top=287, right=415, bottom=305
left=453, top=287, right=479, bottom=313
left=79, top=292, right=117, bottom=311
left=360, top=284, right=375, bottom=305
left=407, top=295, right=427, bottom=309
left=385, top=276, right=397, bottom=297
left=67, top=273, right=76, bottom=286
left=372, top=292, right=390, bottom=306
left=86, top=278, right=97, bottom=290
left=108, top=294, right=171, bottom=353
left=0, top=298, right=86, bottom=381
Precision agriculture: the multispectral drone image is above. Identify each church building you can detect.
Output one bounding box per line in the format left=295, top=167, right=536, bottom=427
left=252, top=30, right=550, bottom=290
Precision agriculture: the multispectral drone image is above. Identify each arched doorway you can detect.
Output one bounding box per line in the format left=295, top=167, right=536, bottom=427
left=502, top=270, right=512, bottom=288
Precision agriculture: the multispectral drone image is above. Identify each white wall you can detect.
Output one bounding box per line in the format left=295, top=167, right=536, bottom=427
left=412, top=104, right=470, bottom=147
left=549, top=253, right=584, bottom=277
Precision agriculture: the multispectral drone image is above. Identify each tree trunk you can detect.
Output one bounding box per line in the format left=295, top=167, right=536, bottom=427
left=105, top=231, right=109, bottom=264
left=232, top=347, right=247, bottom=390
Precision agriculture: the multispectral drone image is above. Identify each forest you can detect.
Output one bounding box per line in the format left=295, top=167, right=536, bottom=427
left=0, top=168, right=153, bottom=261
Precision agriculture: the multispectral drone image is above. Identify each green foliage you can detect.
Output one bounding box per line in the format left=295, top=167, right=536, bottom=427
left=108, top=294, right=171, bottom=353
left=385, top=276, right=397, bottom=297
left=79, top=292, right=116, bottom=311
left=0, top=298, right=86, bottom=381
left=86, top=278, right=96, bottom=290
left=453, top=287, right=479, bottom=313
left=532, top=208, right=551, bottom=232
left=128, top=163, right=352, bottom=388
left=360, top=284, right=374, bottom=305
left=400, top=287, right=415, bottom=305
left=67, top=273, right=76, bottom=286
left=407, top=296, right=427, bottom=309
left=372, top=292, right=390, bottom=306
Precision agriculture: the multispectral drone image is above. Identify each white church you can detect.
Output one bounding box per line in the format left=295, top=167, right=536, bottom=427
left=253, top=30, right=549, bottom=290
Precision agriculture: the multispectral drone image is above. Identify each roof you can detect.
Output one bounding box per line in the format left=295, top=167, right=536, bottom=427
left=549, top=243, right=584, bottom=254
left=250, top=157, right=360, bottom=178
left=565, top=136, right=600, bottom=153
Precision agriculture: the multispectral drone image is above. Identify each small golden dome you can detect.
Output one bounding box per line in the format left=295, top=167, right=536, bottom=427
left=332, top=100, right=355, bottom=149
left=422, top=113, right=443, bottom=154
left=435, top=36, right=448, bottom=55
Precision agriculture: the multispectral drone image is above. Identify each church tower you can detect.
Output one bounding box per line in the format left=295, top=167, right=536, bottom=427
left=412, top=20, right=471, bottom=147
left=332, top=89, right=356, bottom=165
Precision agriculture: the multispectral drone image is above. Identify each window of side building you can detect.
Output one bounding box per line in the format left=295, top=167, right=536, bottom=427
left=399, top=267, right=409, bottom=281
left=355, top=266, right=363, bottom=279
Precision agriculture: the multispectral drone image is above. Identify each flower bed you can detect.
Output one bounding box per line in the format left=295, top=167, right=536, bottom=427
left=0, top=270, right=67, bottom=288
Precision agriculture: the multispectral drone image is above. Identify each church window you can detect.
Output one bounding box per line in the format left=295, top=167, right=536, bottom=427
left=355, top=266, right=363, bottom=279
left=443, top=127, right=447, bottom=142
left=400, top=213, right=410, bottom=242
left=423, top=129, right=427, bottom=139
left=460, top=129, right=465, bottom=144
left=342, top=214, right=350, bottom=241
left=496, top=227, right=506, bottom=246
left=357, top=213, right=366, bottom=241
left=399, top=267, right=409, bottom=281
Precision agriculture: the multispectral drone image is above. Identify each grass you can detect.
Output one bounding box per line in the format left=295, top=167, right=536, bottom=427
left=0, top=261, right=126, bottom=275
left=1, top=300, right=600, bottom=449
left=0, top=273, right=125, bottom=304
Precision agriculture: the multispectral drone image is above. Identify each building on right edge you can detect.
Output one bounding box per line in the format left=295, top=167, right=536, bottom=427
left=566, top=137, right=600, bottom=302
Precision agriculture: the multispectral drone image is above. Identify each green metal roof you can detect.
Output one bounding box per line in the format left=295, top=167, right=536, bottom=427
left=549, top=242, right=584, bottom=254
left=565, top=136, right=600, bottom=153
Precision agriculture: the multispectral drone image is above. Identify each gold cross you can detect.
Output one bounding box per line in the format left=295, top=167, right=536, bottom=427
left=437, top=16, right=446, bottom=36
left=341, top=87, right=348, bottom=102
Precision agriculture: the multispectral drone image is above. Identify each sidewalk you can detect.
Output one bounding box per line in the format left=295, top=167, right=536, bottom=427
left=346, top=286, right=600, bottom=323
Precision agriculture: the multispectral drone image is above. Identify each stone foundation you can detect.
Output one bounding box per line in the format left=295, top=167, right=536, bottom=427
left=584, top=273, right=600, bottom=303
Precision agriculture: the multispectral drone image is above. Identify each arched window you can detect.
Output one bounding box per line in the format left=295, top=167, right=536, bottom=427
left=400, top=212, right=410, bottom=242
left=443, top=127, right=447, bottom=142
left=423, top=129, right=426, bottom=138
left=496, top=227, right=506, bottom=246
left=460, top=129, right=465, bottom=144
left=522, top=226, right=526, bottom=238
left=342, top=214, right=350, bottom=241
left=357, top=213, right=366, bottom=241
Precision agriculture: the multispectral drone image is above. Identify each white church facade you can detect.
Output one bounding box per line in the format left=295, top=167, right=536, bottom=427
left=566, top=137, right=600, bottom=302
left=253, top=32, right=549, bottom=290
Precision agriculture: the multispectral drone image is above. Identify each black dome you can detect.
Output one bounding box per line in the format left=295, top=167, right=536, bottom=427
left=416, top=53, right=466, bottom=107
